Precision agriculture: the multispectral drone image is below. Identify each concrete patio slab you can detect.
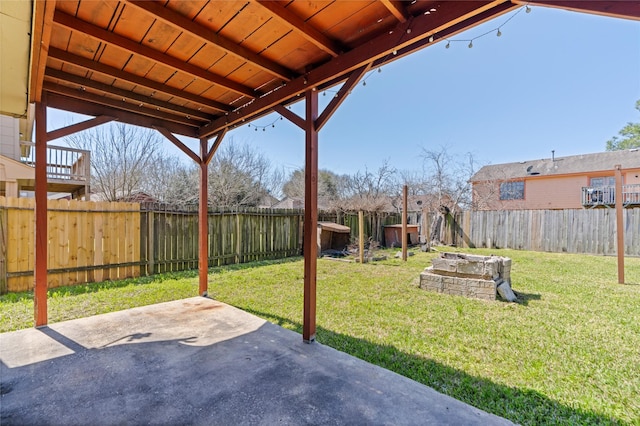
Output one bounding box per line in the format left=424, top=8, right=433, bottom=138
left=1, top=297, right=513, bottom=425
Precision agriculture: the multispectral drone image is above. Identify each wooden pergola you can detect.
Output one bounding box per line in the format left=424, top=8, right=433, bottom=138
left=22, top=0, right=640, bottom=341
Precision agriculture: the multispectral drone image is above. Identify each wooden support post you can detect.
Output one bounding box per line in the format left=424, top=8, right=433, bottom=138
left=614, top=165, right=625, bottom=284
left=34, top=101, right=48, bottom=326
left=303, top=89, right=318, bottom=343
left=358, top=210, right=365, bottom=264
left=199, top=138, right=209, bottom=296
left=402, top=184, right=408, bottom=261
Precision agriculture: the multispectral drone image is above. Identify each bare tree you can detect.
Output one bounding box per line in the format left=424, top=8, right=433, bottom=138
left=282, top=168, right=343, bottom=201
left=338, top=160, right=397, bottom=212
left=144, top=156, right=197, bottom=204
left=207, top=141, right=278, bottom=208
left=419, top=146, right=480, bottom=245
left=420, top=146, right=477, bottom=214
left=65, top=123, right=165, bottom=201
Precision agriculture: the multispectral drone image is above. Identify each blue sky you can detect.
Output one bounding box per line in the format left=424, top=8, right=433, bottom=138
left=49, top=5, right=640, bottom=176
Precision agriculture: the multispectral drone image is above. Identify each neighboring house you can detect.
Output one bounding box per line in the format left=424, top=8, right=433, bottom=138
left=0, top=112, right=90, bottom=199
left=470, top=150, right=640, bottom=210
left=272, top=196, right=331, bottom=211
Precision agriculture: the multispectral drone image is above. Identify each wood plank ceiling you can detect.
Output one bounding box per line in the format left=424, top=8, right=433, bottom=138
left=28, top=1, right=640, bottom=140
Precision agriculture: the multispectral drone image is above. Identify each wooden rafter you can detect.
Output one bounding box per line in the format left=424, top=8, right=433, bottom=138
left=45, top=68, right=213, bottom=122
left=46, top=93, right=199, bottom=138
left=53, top=10, right=257, bottom=99
left=380, top=0, right=409, bottom=22
left=516, top=0, right=640, bottom=20
left=29, top=0, right=56, bottom=103
left=43, top=82, right=203, bottom=127
left=48, top=48, right=231, bottom=114
left=125, top=0, right=296, bottom=81
left=253, top=0, right=342, bottom=57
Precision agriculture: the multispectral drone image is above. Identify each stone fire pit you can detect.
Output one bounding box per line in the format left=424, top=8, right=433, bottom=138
left=419, top=252, right=516, bottom=301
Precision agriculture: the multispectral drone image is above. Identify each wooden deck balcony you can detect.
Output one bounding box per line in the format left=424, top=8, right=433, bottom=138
left=20, top=141, right=90, bottom=197
left=581, top=184, right=640, bottom=208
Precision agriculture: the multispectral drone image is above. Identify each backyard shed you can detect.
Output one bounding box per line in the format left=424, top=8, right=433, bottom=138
left=317, top=222, right=351, bottom=253
left=384, top=224, right=420, bottom=247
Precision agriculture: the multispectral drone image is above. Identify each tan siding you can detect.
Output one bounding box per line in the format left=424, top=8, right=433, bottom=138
left=524, top=176, right=587, bottom=209
left=625, top=170, right=640, bottom=185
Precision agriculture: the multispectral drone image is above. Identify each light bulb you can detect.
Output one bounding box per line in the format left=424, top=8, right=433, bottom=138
left=363, top=81, right=366, bottom=87
left=428, top=35, right=434, bottom=43
left=526, top=5, right=531, bottom=13
left=392, top=50, right=397, bottom=55
left=468, top=41, right=473, bottom=48
left=445, top=41, right=450, bottom=49
left=378, top=67, right=382, bottom=73
left=497, top=29, right=502, bottom=37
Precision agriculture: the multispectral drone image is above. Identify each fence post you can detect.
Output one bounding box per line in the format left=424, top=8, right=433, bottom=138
left=0, top=199, right=6, bottom=294
left=147, top=210, right=155, bottom=275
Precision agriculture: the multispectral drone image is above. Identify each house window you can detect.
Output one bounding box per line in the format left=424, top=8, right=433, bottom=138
left=499, top=181, right=525, bottom=200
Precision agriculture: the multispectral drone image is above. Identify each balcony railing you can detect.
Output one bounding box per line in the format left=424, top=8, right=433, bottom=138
left=20, top=141, right=90, bottom=183
left=581, top=184, right=640, bottom=207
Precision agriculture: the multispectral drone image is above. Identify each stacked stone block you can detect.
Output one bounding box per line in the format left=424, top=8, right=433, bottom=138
left=419, top=253, right=512, bottom=301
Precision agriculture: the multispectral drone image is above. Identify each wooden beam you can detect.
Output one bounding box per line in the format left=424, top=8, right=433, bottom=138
left=43, top=82, right=204, bottom=127
left=53, top=10, right=257, bottom=98
left=46, top=115, right=115, bottom=142
left=46, top=93, right=199, bottom=138
left=204, top=128, right=227, bottom=166
left=46, top=68, right=213, bottom=121
left=380, top=0, right=409, bottom=22
left=254, top=0, right=342, bottom=57
left=29, top=0, right=56, bottom=103
left=49, top=47, right=231, bottom=113
left=126, top=0, right=296, bottom=81
left=199, top=138, right=209, bottom=296
left=303, top=89, right=318, bottom=343
left=274, top=105, right=305, bottom=130
left=515, top=0, right=640, bottom=21
left=34, top=100, right=48, bottom=327
left=316, top=65, right=370, bottom=131
left=154, top=127, right=201, bottom=164
left=614, top=165, right=625, bottom=284
left=358, top=211, right=365, bottom=264
left=200, top=1, right=514, bottom=137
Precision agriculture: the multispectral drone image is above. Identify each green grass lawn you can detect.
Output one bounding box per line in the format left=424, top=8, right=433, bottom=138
left=2, top=249, right=639, bottom=425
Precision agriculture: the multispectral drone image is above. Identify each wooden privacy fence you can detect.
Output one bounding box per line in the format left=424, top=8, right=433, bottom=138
left=0, top=198, right=305, bottom=293
left=0, top=197, right=140, bottom=294
left=0, top=197, right=409, bottom=293
left=426, top=208, right=640, bottom=256
left=139, top=205, right=303, bottom=275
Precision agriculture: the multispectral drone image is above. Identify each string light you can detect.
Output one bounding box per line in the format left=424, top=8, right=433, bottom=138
left=247, top=114, right=282, bottom=132
left=443, top=5, right=527, bottom=49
